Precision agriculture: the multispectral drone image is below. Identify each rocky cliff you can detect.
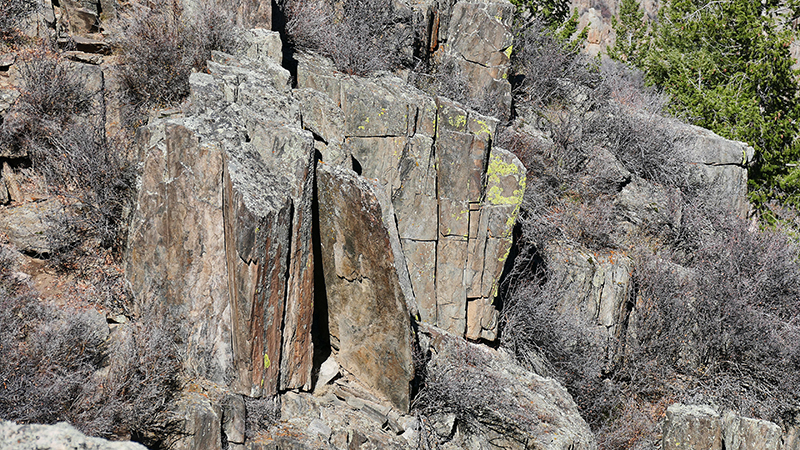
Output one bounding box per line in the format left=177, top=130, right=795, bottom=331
left=0, top=0, right=798, bottom=449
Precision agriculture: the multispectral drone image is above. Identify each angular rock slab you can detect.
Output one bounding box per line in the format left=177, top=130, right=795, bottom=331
left=662, top=404, right=723, bottom=450
left=317, top=164, right=414, bottom=412
left=722, top=411, right=782, bottom=450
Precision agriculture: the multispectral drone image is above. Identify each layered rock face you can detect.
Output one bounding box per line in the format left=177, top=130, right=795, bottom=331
left=298, top=55, right=526, bottom=341
left=126, top=34, right=316, bottom=398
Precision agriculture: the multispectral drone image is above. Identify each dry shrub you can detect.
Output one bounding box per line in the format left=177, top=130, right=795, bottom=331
left=410, top=57, right=510, bottom=119
left=413, top=332, right=536, bottom=448
left=281, top=0, right=411, bottom=75
left=81, top=306, right=182, bottom=444
left=114, top=0, right=240, bottom=126
left=511, top=19, right=598, bottom=111
left=5, top=51, right=135, bottom=258
left=245, top=396, right=280, bottom=438
left=629, top=207, right=800, bottom=422
left=0, top=244, right=181, bottom=446
left=0, top=0, right=38, bottom=41
left=0, top=248, right=104, bottom=425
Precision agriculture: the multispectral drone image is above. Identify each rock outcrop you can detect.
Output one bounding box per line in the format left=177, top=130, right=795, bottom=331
left=126, top=36, right=316, bottom=398
left=0, top=420, right=146, bottom=450
left=298, top=55, right=526, bottom=340
left=317, top=164, right=415, bottom=412
left=662, top=404, right=790, bottom=450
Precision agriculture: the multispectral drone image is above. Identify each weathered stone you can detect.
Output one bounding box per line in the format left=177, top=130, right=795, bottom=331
left=294, top=88, right=348, bottom=165
left=0, top=198, right=60, bottom=255
left=440, top=0, right=514, bottom=117
left=402, top=239, right=436, bottom=323
left=436, top=236, right=468, bottom=335
left=243, top=29, right=280, bottom=63
left=222, top=394, right=247, bottom=445
left=722, top=411, right=782, bottom=450
left=420, top=323, right=597, bottom=450
left=0, top=420, right=146, bottom=450
left=127, top=122, right=234, bottom=384
left=173, top=392, right=222, bottom=450
left=315, top=356, right=340, bottom=390
left=678, top=123, right=753, bottom=216
left=464, top=147, right=525, bottom=340
left=317, top=164, right=415, bottom=412
left=662, top=404, right=723, bottom=450
left=614, top=177, right=675, bottom=235
left=543, top=242, right=633, bottom=366
left=234, top=0, right=272, bottom=28
left=60, top=0, right=99, bottom=35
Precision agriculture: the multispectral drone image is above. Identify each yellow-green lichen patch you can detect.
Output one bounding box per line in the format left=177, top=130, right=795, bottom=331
left=473, top=119, right=493, bottom=138
left=503, top=45, right=513, bottom=59
left=448, top=114, right=466, bottom=129
left=486, top=184, right=525, bottom=206
left=486, top=152, right=522, bottom=184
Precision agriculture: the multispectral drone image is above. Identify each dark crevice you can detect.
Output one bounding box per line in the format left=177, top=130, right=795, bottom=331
left=351, top=155, right=362, bottom=175
left=271, top=0, right=299, bottom=87
left=311, top=153, right=331, bottom=383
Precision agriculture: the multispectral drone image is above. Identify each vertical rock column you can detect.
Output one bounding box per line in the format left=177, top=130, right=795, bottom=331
left=465, top=147, right=526, bottom=341
left=317, top=164, right=415, bottom=412
left=126, top=122, right=233, bottom=383
left=434, top=98, right=493, bottom=336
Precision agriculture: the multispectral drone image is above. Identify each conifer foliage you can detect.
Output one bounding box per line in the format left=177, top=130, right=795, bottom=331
left=612, top=0, right=800, bottom=211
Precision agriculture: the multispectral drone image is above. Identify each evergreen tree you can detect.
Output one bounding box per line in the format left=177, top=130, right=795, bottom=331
left=509, top=0, right=571, bottom=28
left=608, top=0, right=646, bottom=63
left=612, top=0, right=800, bottom=210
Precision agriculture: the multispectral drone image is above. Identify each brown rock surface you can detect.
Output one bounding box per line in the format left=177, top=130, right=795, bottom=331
left=317, top=163, right=415, bottom=412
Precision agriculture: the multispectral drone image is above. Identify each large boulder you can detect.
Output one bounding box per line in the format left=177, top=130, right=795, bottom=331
left=317, top=163, right=415, bottom=412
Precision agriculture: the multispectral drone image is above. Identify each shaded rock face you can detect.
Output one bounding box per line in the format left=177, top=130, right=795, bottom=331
left=0, top=420, right=147, bottom=450
left=298, top=55, right=526, bottom=341
left=126, top=35, right=316, bottom=397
